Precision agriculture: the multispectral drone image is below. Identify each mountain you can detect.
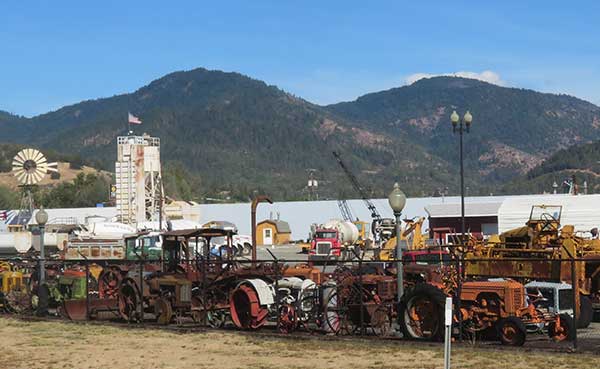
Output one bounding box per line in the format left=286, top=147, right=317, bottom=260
left=1, top=69, right=600, bottom=202
left=0, top=69, right=456, bottom=201
left=503, top=140, right=600, bottom=194
left=327, top=77, right=600, bottom=184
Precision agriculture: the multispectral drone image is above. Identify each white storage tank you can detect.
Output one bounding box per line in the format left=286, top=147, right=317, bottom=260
left=322, top=219, right=359, bottom=245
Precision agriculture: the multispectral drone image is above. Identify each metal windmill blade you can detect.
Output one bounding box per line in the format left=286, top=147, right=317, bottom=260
left=11, top=148, right=58, bottom=186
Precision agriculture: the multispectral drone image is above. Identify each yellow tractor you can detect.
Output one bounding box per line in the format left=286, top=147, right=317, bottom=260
left=378, top=217, right=427, bottom=261
left=0, top=261, right=29, bottom=313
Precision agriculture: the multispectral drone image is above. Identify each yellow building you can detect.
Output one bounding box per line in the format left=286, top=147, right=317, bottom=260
left=256, top=219, right=292, bottom=246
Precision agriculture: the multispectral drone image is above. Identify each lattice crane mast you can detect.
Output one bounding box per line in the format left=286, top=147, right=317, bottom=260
left=337, top=199, right=355, bottom=222
left=332, top=151, right=382, bottom=224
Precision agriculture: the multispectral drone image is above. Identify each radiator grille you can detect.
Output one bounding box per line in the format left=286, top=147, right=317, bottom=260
left=316, top=242, right=332, bottom=255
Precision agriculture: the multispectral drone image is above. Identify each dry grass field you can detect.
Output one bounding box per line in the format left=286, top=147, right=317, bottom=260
left=1, top=316, right=599, bottom=369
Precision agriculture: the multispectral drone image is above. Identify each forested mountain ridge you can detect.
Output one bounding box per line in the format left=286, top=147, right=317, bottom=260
left=503, top=140, right=600, bottom=194
left=1, top=68, right=599, bottom=203
left=327, top=76, right=600, bottom=183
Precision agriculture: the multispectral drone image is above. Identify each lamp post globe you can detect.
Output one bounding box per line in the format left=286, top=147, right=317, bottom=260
left=35, top=207, right=48, bottom=226
left=463, top=110, right=473, bottom=125
left=450, top=110, right=459, bottom=127
left=388, top=182, right=406, bottom=214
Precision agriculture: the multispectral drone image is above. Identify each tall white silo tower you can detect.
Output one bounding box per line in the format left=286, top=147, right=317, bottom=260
left=115, top=134, right=164, bottom=226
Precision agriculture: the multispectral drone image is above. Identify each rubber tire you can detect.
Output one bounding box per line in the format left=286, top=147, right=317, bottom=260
left=548, top=313, right=574, bottom=342
left=496, top=316, right=527, bottom=346
left=398, top=283, right=446, bottom=341
left=577, top=295, right=593, bottom=329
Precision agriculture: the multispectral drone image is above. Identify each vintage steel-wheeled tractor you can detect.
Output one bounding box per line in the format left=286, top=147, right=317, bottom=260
left=399, top=279, right=572, bottom=346
left=322, top=266, right=396, bottom=336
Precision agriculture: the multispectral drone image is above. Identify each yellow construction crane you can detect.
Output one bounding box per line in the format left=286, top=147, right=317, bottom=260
left=378, top=216, right=427, bottom=260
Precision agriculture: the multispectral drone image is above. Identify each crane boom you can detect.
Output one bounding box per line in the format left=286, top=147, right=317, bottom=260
left=337, top=199, right=355, bottom=222
left=332, top=151, right=382, bottom=222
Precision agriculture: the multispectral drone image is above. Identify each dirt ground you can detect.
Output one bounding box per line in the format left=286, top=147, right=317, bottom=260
left=1, top=317, right=599, bottom=369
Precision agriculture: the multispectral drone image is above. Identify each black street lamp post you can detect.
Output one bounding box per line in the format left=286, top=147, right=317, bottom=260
left=388, top=182, right=407, bottom=303
left=35, top=206, right=48, bottom=316
left=450, top=110, right=472, bottom=241
left=450, top=110, right=472, bottom=341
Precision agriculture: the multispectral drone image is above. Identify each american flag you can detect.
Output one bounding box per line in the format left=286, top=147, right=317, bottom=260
left=128, top=112, right=142, bottom=125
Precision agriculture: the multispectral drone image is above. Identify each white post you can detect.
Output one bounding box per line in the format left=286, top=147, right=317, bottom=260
left=444, top=297, right=452, bottom=369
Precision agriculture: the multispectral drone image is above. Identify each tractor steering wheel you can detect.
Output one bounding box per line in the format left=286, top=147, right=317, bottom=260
left=539, top=213, right=558, bottom=232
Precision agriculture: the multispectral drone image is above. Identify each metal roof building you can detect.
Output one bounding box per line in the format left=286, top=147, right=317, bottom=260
left=425, top=202, right=503, bottom=239
left=497, top=194, right=600, bottom=234
left=425, top=202, right=503, bottom=219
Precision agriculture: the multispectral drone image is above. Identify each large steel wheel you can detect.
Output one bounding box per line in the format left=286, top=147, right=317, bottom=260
left=323, top=289, right=359, bottom=335
left=118, top=278, right=140, bottom=322
left=154, top=297, right=173, bottom=325
left=98, top=266, right=122, bottom=299
left=191, top=295, right=227, bottom=328
left=5, top=289, right=32, bottom=314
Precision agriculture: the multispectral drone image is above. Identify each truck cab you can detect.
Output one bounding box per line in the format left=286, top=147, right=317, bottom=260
left=309, top=228, right=342, bottom=260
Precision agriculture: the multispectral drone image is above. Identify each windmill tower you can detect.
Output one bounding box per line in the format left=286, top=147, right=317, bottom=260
left=11, top=149, right=58, bottom=227
left=115, top=134, right=164, bottom=227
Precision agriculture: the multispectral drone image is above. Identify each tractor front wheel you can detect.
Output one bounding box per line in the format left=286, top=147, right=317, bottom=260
left=496, top=316, right=527, bottom=346
left=548, top=313, right=574, bottom=342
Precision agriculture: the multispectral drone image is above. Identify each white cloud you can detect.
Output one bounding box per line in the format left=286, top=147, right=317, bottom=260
left=405, top=70, right=505, bottom=86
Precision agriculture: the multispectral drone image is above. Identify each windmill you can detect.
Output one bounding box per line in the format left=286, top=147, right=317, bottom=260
left=11, top=149, right=58, bottom=227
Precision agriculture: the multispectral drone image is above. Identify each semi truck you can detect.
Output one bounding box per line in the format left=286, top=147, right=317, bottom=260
left=308, top=220, right=360, bottom=261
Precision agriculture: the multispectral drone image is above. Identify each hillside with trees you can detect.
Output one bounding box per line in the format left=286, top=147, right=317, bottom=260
left=503, top=140, right=600, bottom=194
left=1, top=68, right=599, bottom=204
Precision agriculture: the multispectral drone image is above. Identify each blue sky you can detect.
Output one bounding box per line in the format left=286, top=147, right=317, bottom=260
left=1, top=1, right=599, bottom=117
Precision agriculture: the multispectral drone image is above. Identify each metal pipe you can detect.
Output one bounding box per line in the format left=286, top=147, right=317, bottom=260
left=395, top=212, right=404, bottom=303
left=37, top=224, right=48, bottom=316
left=251, top=195, right=273, bottom=265
left=456, top=119, right=467, bottom=342
left=39, top=225, right=45, bottom=286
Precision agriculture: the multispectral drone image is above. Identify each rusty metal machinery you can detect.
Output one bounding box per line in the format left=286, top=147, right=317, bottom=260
left=464, top=205, right=600, bottom=327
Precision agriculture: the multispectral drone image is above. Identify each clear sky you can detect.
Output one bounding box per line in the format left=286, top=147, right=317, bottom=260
left=1, top=1, right=599, bottom=117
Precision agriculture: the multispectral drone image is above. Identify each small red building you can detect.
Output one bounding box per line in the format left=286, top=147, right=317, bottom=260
left=425, top=202, right=502, bottom=243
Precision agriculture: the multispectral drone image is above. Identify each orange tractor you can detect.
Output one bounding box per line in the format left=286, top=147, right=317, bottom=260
left=398, top=264, right=571, bottom=346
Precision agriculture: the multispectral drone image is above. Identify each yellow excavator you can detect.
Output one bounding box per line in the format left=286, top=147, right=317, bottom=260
left=378, top=217, right=427, bottom=260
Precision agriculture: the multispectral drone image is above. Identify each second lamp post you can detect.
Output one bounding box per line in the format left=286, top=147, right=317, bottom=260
left=450, top=110, right=473, bottom=241
left=388, top=182, right=406, bottom=302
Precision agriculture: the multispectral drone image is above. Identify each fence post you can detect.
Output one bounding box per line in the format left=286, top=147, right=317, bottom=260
left=85, top=261, right=90, bottom=321
left=358, top=255, right=364, bottom=336
left=274, top=259, right=280, bottom=332
left=456, top=250, right=463, bottom=342
left=444, top=296, right=453, bottom=369
left=138, top=259, right=144, bottom=324
left=571, top=258, right=578, bottom=351
left=202, top=253, right=207, bottom=326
